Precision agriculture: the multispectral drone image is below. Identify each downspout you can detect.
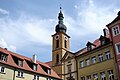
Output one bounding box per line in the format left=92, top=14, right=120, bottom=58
left=13, top=68, right=16, bottom=80
left=75, top=56, right=78, bottom=80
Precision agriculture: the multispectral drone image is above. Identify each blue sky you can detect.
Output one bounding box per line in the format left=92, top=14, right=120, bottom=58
left=0, top=0, right=120, bottom=62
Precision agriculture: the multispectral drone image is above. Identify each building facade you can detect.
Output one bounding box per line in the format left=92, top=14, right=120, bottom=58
left=107, top=11, right=120, bottom=79
left=0, top=48, right=61, bottom=80
left=61, top=51, right=77, bottom=80
left=76, top=36, right=118, bottom=80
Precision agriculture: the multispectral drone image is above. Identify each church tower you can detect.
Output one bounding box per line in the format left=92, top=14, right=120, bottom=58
left=52, top=7, right=70, bottom=78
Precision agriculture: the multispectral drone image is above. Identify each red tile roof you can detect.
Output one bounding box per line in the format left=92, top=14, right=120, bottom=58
left=75, top=35, right=110, bottom=56
left=0, top=47, right=61, bottom=79
left=45, top=61, right=52, bottom=67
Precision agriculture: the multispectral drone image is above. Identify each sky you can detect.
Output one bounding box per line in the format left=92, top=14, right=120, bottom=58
left=0, top=0, right=120, bottom=62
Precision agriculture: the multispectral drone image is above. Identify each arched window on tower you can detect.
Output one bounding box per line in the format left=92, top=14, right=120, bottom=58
left=64, top=39, right=67, bottom=48
left=56, top=54, right=59, bottom=64
left=56, top=40, right=59, bottom=48
left=64, top=36, right=67, bottom=48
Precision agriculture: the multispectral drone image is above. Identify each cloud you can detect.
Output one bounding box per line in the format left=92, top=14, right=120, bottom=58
left=0, top=8, right=9, bottom=15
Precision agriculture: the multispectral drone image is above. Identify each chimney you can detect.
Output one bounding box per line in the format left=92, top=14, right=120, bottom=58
left=33, top=54, right=36, bottom=63
left=103, top=28, right=108, bottom=37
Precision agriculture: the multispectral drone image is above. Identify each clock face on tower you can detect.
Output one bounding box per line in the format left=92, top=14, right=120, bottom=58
left=55, top=35, right=59, bottom=40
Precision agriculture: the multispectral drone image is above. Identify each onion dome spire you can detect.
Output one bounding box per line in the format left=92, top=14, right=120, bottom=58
left=55, top=7, right=67, bottom=33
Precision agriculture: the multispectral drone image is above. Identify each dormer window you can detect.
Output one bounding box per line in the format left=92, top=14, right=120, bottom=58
left=86, top=42, right=95, bottom=51
left=18, top=60, right=23, bottom=67
left=47, top=69, right=51, bottom=74
left=0, top=54, right=7, bottom=62
left=99, top=35, right=110, bottom=46
left=33, top=64, right=37, bottom=71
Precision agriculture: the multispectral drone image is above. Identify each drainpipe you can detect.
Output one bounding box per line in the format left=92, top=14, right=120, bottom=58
left=13, top=68, right=16, bottom=80
left=75, top=56, right=78, bottom=80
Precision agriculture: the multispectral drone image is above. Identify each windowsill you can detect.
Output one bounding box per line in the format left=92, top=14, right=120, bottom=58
left=16, top=76, right=24, bottom=79
left=0, top=72, right=6, bottom=74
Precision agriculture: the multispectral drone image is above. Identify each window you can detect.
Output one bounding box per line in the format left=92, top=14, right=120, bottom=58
left=1, top=54, right=7, bottom=62
left=98, top=54, right=103, bottom=62
left=112, top=25, right=120, bottom=36
left=80, top=61, right=84, bottom=68
left=108, top=70, right=114, bottom=80
left=81, top=76, right=85, bottom=80
left=67, top=64, right=71, bottom=73
left=18, top=60, right=23, bottom=67
left=33, top=75, right=39, bottom=80
left=56, top=54, right=59, bottom=64
left=47, top=69, right=51, bottom=74
left=100, top=72, right=106, bottom=80
left=17, top=71, right=24, bottom=78
left=56, top=40, right=59, bottom=48
left=116, top=43, right=120, bottom=54
left=64, top=40, right=67, bottom=48
left=33, top=65, right=37, bottom=71
left=0, top=66, right=5, bottom=73
left=101, top=40, right=106, bottom=45
left=105, top=51, right=111, bottom=60
left=93, top=74, right=98, bottom=80
left=87, top=45, right=92, bottom=51
left=86, top=59, right=90, bottom=66
left=87, top=75, right=91, bottom=80
left=92, top=56, right=96, bottom=64
left=64, top=36, right=67, bottom=48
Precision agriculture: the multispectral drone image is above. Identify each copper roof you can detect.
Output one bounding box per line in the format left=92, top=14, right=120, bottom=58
left=0, top=47, right=61, bottom=79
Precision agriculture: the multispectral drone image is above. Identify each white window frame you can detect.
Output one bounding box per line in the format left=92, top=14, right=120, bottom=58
left=80, top=61, right=84, bottom=68
left=0, top=66, right=5, bottom=73
left=98, top=54, right=103, bottom=62
left=93, top=74, right=98, bottom=80
left=108, top=70, right=114, bottom=80
left=18, top=60, right=23, bottom=67
left=105, top=51, right=111, bottom=60
left=1, top=54, right=7, bottom=62
left=47, top=69, right=51, bottom=74
left=17, top=71, right=24, bottom=78
left=115, top=43, right=120, bottom=54
left=112, top=25, right=120, bottom=36
left=33, top=65, right=37, bottom=71
left=100, top=72, right=106, bottom=80
left=33, top=75, right=39, bottom=80
left=86, top=59, right=90, bottom=66
left=92, top=56, right=96, bottom=64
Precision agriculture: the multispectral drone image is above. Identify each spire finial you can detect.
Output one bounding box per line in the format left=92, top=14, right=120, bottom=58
left=60, top=4, right=62, bottom=11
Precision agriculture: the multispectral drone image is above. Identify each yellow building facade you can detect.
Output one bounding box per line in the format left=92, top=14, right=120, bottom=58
left=77, top=41, right=118, bottom=80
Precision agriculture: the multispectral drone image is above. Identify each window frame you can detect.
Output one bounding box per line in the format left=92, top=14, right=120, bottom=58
left=1, top=54, right=7, bottom=62
left=98, top=54, right=103, bottom=62
left=105, top=51, right=111, bottom=60
left=80, top=61, right=84, bottom=68
left=18, top=60, right=23, bottom=67
left=92, top=56, right=96, bottom=64
left=112, top=25, right=120, bottom=36
left=0, top=66, right=5, bottom=73
left=17, top=71, right=24, bottom=78
left=115, top=43, right=120, bottom=54
left=86, top=58, right=90, bottom=66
